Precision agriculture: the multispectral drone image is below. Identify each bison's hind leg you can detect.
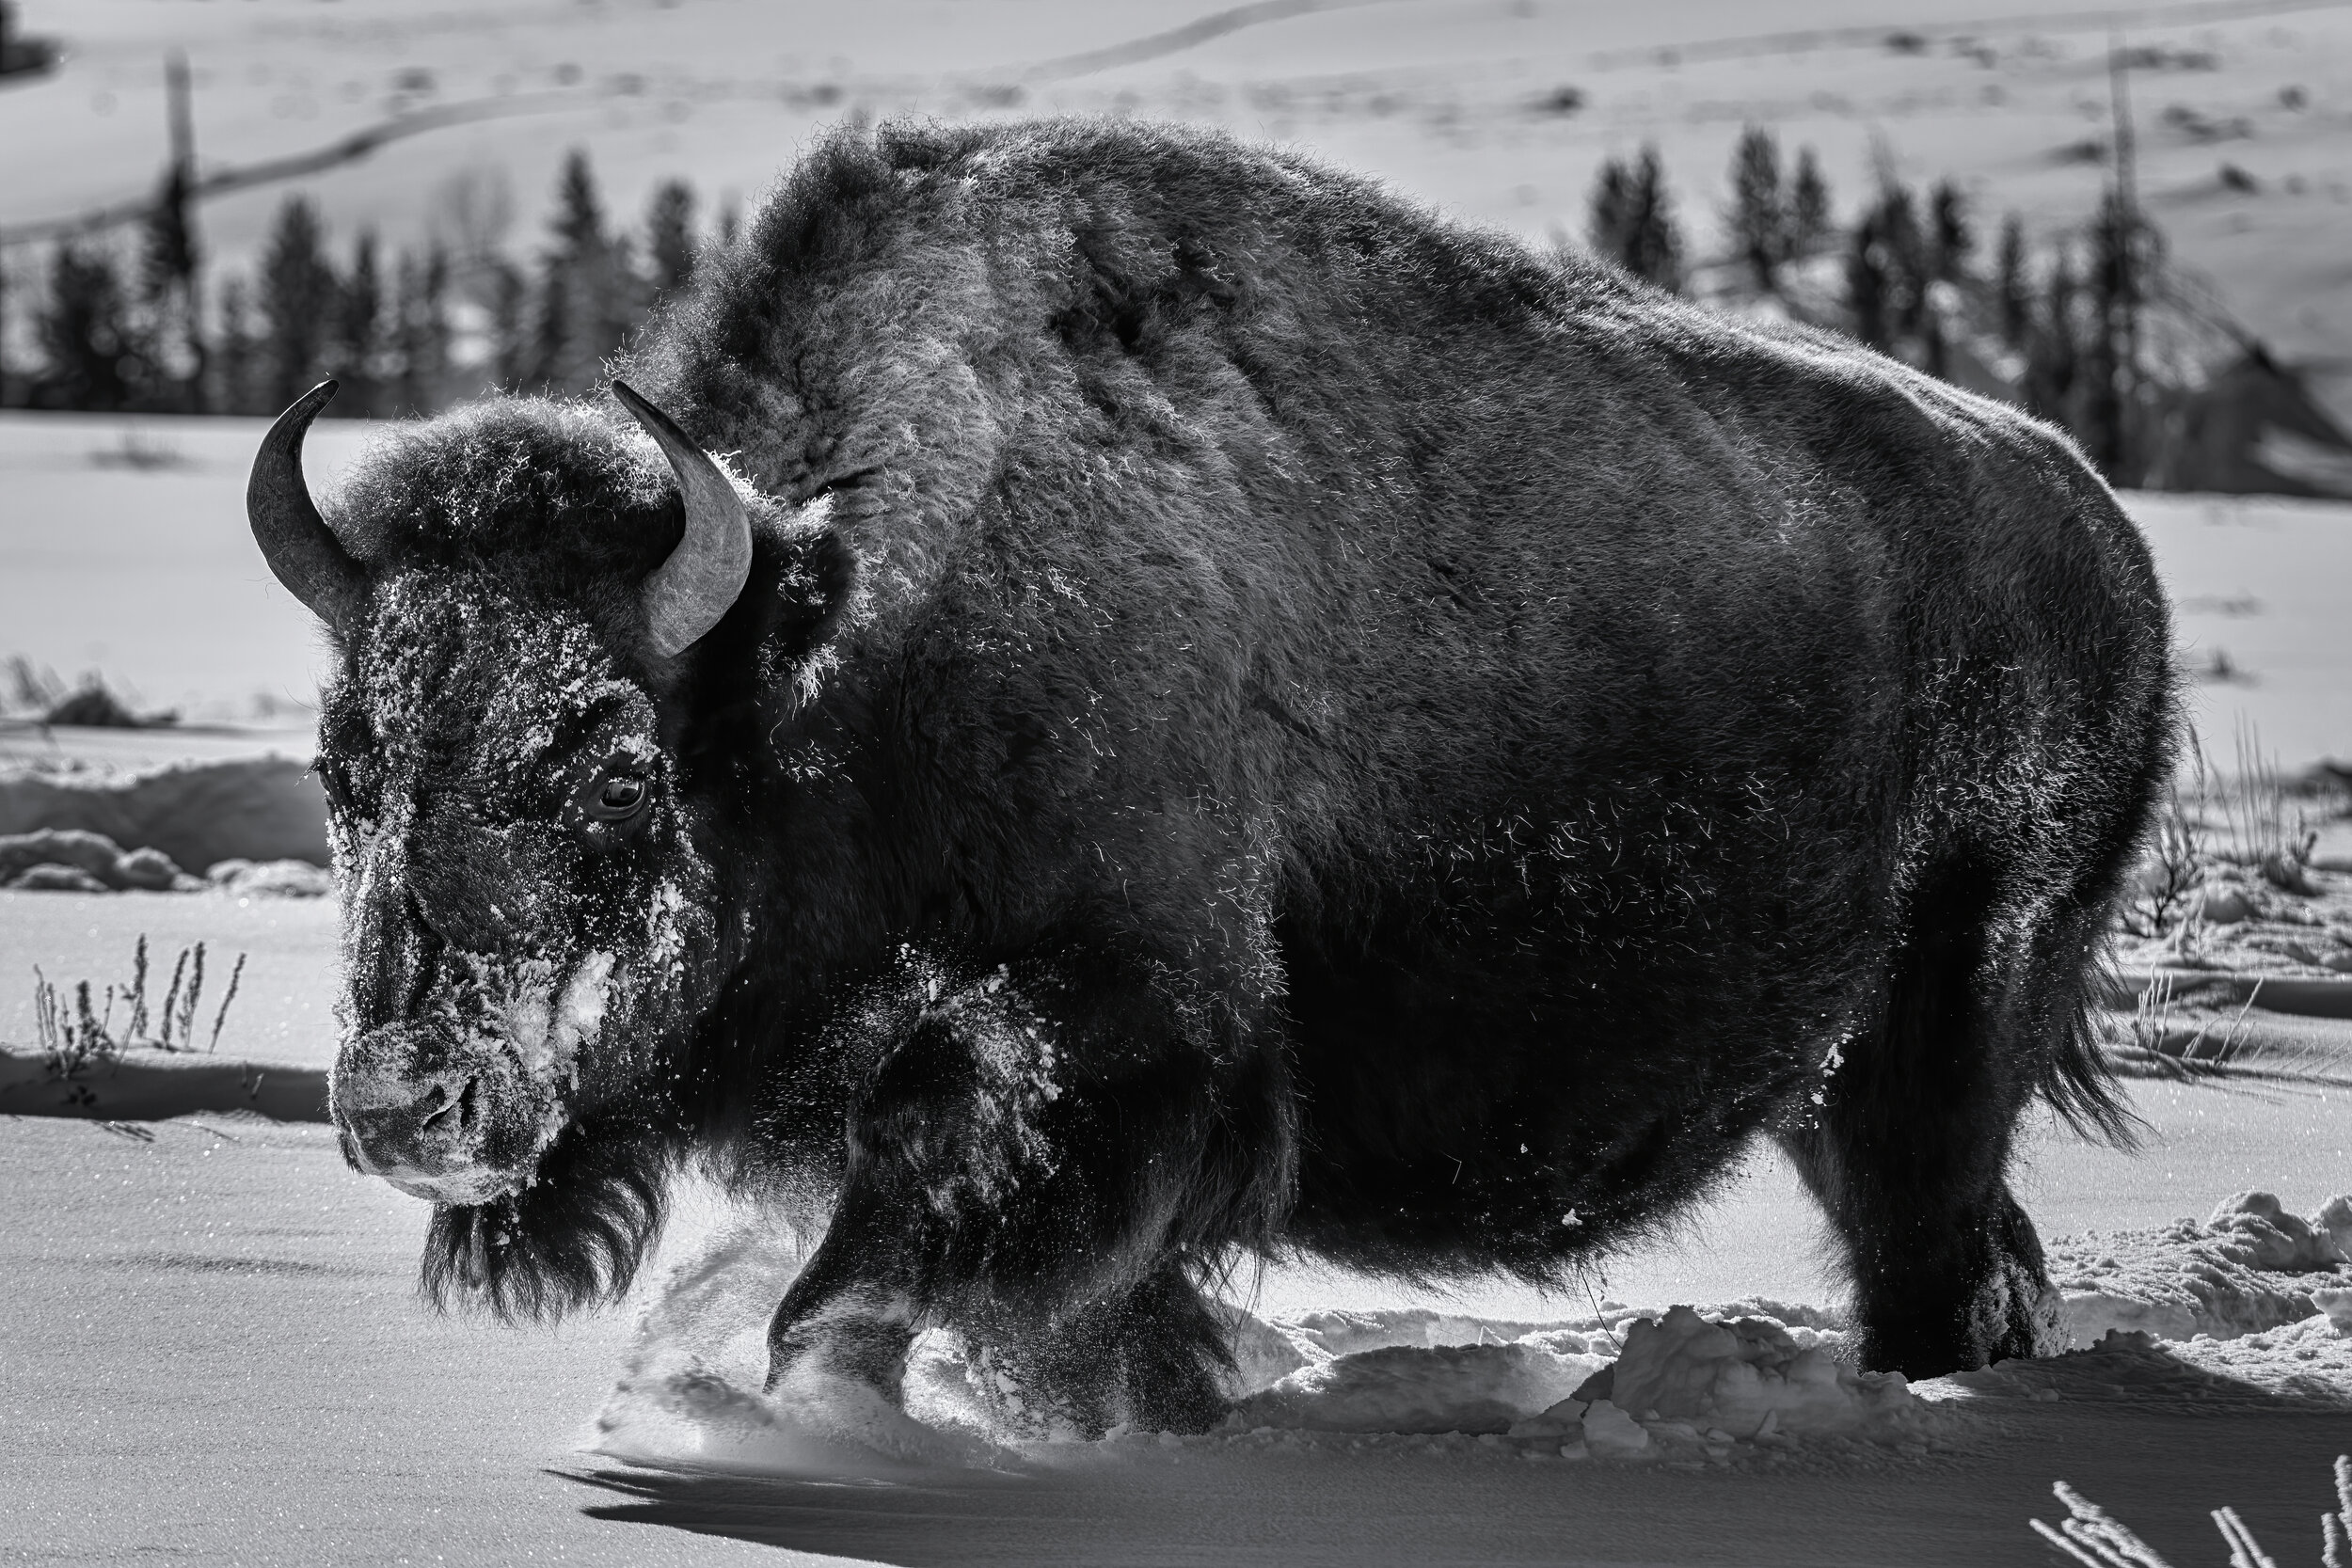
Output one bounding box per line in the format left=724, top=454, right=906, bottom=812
left=1781, top=855, right=2096, bottom=1378
left=965, top=1260, right=1234, bottom=1439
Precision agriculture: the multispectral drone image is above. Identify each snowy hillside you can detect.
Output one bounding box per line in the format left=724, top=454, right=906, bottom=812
left=7, top=0, right=2352, bottom=416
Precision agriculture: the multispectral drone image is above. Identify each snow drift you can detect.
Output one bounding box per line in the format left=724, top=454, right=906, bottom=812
left=0, top=755, right=328, bottom=873
left=2051, top=1190, right=2352, bottom=1345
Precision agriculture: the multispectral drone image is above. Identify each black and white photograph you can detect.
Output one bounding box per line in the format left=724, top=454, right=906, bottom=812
left=4, top=1, right=2352, bottom=1563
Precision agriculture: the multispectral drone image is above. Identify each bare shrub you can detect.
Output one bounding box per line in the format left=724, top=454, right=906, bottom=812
left=2126, top=785, right=2206, bottom=939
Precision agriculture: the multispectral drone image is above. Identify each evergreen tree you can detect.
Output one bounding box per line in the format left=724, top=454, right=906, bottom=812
left=1995, top=214, right=2031, bottom=348
left=334, top=230, right=384, bottom=417
left=2026, top=249, right=2083, bottom=433
left=645, top=178, right=697, bottom=296
left=527, top=242, right=572, bottom=391
left=1844, top=217, right=1889, bottom=352
left=549, top=148, right=605, bottom=260
left=1846, top=182, right=1925, bottom=356
left=211, top=275, right=262, bottom=416
left=389, top=245, right=450, bottom=416
left=2081, top=186, right=2156, bottom=483
left=1587, top=146, right=1683, bottom=293
left=485, top=256, right=530, bottom=390
left=1789, top=148, right=1833, bottom=260
left=32, top=241, right=138, bottom=411
left=257, top=195, right=339, bottom=410
left=138, top=161, right=203, bottom=410
left=526, top=149, right=645, bottom=393
left=1726, top=126, right=1787, bottom=291
left=1927, top=180, right=1972, bottom=282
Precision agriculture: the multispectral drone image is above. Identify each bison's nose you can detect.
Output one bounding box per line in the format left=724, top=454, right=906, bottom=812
left=334, top=1064, right=516, bottom=1204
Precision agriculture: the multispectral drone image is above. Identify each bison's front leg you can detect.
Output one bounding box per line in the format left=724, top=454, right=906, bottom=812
left=765, top=952, right=1283, bottom=1439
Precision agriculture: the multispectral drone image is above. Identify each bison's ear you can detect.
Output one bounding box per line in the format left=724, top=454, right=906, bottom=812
left=755, top=493, right=859, bottom=663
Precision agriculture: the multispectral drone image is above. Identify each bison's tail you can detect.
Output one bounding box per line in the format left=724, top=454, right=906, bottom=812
left=2034, top=942, right=2141, bottom=1150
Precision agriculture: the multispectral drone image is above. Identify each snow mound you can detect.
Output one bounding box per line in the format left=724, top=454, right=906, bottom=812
left=1229, top=1302, right=1915, bottom=1454
left=0, top=756, right=327, bottom=874
left=2169, top=1315, right=2352, bottom=1400
left=1275, top=1307, right=1595, bottom=1358
left=1265, top=1296, right=1844, bottom=1361
left=1937, top=1323, right=2352, bottom=1408
left=0, top=828, right=192, bottom=891
left=1232, top=1339, right=1610, bottom=1435
left=2053, top=1190, right=2352, bottom=1347
left=1565, top=1305, right=1931, bottom=1445
left=205, top=858, right=333, bottom=897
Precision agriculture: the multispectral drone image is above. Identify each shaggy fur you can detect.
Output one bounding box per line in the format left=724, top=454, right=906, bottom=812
left=304, top=118, right=2174, bottom=1428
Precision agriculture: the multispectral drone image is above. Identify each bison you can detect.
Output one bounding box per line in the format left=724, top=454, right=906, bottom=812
left=250, top=119, right=2173, bottom=1442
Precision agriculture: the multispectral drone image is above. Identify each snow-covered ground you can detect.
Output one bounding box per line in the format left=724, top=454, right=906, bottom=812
left=0, top=412, right=371, bottom=725
left=1, top=1097, right=2345, bottom=1568
left=5, top=906, right=2349, bottom=1566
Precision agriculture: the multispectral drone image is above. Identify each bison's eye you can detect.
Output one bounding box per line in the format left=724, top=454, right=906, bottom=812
left=585, top=770, right=649, bottom=822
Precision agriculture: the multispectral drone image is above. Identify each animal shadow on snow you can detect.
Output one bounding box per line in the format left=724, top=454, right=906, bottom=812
left=555, top=1344, right=2351, bottom=1567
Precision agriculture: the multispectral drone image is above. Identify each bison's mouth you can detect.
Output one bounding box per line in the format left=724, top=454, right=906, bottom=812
left=333, top=953, right=615, bottom=1206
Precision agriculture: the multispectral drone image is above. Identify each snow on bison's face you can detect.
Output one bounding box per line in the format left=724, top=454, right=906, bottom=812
left=249, top=380, right=768, bottom=1210
left=315, top=578, right=718, bottom=1206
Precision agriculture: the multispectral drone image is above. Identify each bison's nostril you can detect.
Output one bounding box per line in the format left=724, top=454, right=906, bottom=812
left=416, top=1076, right=475, bottom=1136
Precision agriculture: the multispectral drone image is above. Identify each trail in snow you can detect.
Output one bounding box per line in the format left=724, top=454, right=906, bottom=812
left=589, top=1183, right=2352, bottom=1481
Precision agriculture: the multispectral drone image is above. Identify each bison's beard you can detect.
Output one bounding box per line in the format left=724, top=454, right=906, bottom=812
left=420, top=1119, right=674, bottom=1322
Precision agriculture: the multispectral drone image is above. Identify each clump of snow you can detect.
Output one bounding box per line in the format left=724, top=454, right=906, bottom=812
left=205, top=857, right=332, bottom=897
left=8, top=862, right=110, bottom=892
left=2052, top=1190, right=2352, bottom=1348
left=1228, top=1301, right=1920, bottom=1456
left=549, top=952, right=613, bottom=1070
left=1233, top=1339, right=1610, bottom=1435
left=1569, top=1305, right=1931, bottom=1444
left=1573, top=1400, right=1652, bottom=1458
left=1265, top=1297, right=1844, bottom=1362
left=2205, top=1190, right=2350, bottom=1269
left=1224, top=1309, right=1321, bottom=1393
left=0, top=827, right=194, bottom=890
left=1277, top=1307, right=1588, bottom=1358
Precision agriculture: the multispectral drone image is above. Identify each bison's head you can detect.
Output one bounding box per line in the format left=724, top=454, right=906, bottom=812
left=250, top=382, right=844, bottom=1279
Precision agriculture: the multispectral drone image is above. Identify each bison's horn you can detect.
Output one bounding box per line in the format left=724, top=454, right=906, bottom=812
left=612, top=380, right=752, bottom=658
left=247, top=380, right=366, bottom=629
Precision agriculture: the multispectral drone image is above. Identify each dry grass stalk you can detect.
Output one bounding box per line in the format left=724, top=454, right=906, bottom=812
left=24, top=937, right=248, bottom=1072
left=2033, top=1455, right=2352, bottom=1568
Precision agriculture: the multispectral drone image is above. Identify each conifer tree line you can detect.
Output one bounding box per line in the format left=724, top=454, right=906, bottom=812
left=3, top=130, right=2174, bottom=484
left=0, top=150, right=712, bottom=419
left=1584, top=127, right=2167, bottom=485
